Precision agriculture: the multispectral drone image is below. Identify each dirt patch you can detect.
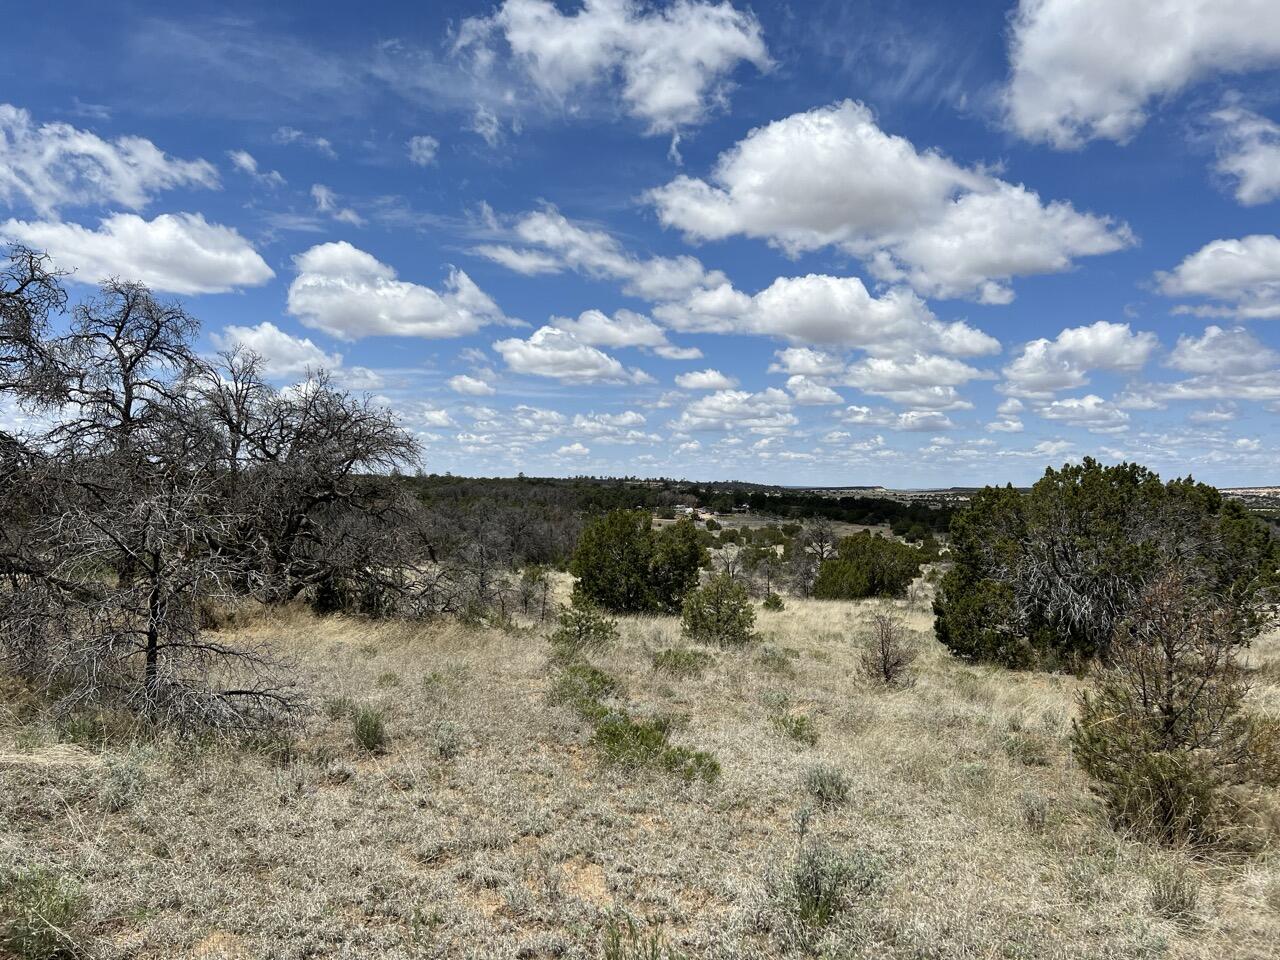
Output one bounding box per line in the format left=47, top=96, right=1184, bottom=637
left=561, top=858, right=610, bottom=905
left=190, top=932, right=249, bottom=959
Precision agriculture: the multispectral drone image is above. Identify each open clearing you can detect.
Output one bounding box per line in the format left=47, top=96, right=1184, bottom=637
left=4, top=591, right=1279, bottom=959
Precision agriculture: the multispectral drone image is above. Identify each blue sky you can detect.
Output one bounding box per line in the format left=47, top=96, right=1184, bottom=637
left=4, top=0, right=1280, bottom=487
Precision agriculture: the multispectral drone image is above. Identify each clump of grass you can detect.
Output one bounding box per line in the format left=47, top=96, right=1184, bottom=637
left=651, top=648, right=713, bottom=679
left=788, top=844, right=877, bottom=926
left=600, top=913, right=685, bottom=960
left=591, top=713, right=720, bottom=783
left=771, top=712, right=819, bottom=747
left=0, top=866, right=89, bottom=960
left=0, top=671, right=41, bottom=724
left=756, top=644, right=800, bottom=674
left=547, top=660, right=718, bottom=782
left=352, top=705, right=388, bottom=753
left=54, top=707, right=140, bottom=747
left=247, top=729, right=301, bottom=767
left=432, top=720, right=463, bottom=760
left=803, top=764, right=850, bottom=808
left=374, top=670, right=401, bottom=689
left=422, top=664, right=469, bottom=702
left=1020, top=793, right=1049, bottom=834
left=1148, top=862, right=1200, bottom=924
left=762, top=690, right=791, bottom=712
left=1003, top=729, right=1053, bottom=767
left=325, top=695, right=354, bottom=720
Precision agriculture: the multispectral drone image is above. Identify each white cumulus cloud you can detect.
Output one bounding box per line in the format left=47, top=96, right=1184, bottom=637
left=448, top=373, right=497, bottom=396
left=845, top=354, right=989, bottom=410
left=0, top=104, right=218, bottom=215
left=1211, top=104, right=1280, bottom=206
left=656, top=272, right=1000, bottom=356
left=288, top=241, right=506, bottom=340
left=1001, top=321, right=1158, bottom=398
left=1036, top=394, right=1130, bottom=434
left=675, top=368, right=737, bottom=390
left=1158, top=235, right=1280, bottom=318
left=649, top=100, right=1131, bottom=302
left=1, top=212, right=274, bottom=294
left=211, top=322, right=340, bottom=377
left=493, top=325, right=644, bottom=383
left=786, top=375, right=842, bottom=405
left=551, top=308, right=669, bottom=349
left=672, top=387, right=796, bottom=434
left=1004, top=0, right=1280, bottom=148
left=1167, top=325, right=1280, bottom=375
left=456, top=0, right=770, bottom=134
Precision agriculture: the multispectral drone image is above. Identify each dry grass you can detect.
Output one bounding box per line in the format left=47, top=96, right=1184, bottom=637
left=3, top=586, right=1279, bottom=959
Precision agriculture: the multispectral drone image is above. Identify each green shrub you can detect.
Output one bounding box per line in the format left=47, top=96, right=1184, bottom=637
left=763, top=836, right=883, bottom=949
left=762, top=592, right=785, bottom=611
left=812, top=531, right=925, bottom=601
left=548, top=603, right=619, bottom=661
left=772, top=713, right=819, bottom=747
left=651, top=648, right=713, bottom=678
left=803, top=764, right=850, bottom=808
left=591, top=713, right=720, bottom=782
left=0, top=867, right=88, bottom=959
left=546, top=658, right=718, bottom=783
left=681, top=574, right=756, bottom=646
left=570, top=511, right=706, bottom=614
left=1071, top=572, right=1280, bottom=845
left=547, top=663, right=624, bottom=720
left=935, top=459, right=1280, bottom=666
left=352, top=705, right=388, bottom=753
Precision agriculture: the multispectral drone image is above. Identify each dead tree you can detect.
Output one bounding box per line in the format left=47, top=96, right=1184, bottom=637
left=0, top=259, right=298, bottom=727
left=203, top=363, right=421, bottom=607
left=0, top=245, right=65, bottom=398
left=860, top=608, right=916, bottom=686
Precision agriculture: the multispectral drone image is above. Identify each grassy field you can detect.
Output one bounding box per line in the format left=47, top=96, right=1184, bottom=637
left=3, top=585, right=1279, bottom=959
